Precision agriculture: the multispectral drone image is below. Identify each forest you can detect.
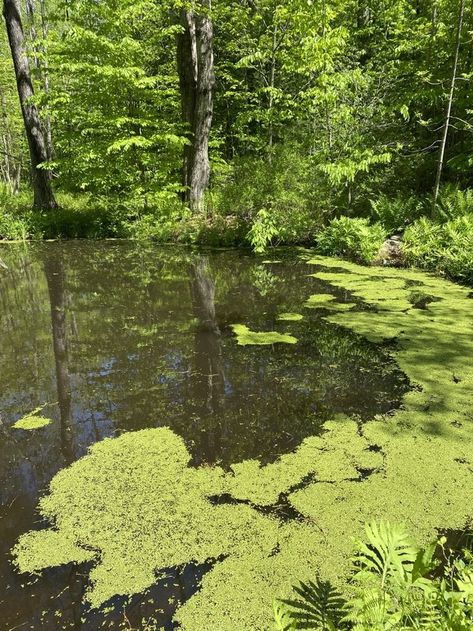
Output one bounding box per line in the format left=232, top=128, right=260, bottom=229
left=1, top=2, right=473, bottom=631
left=0, top=0, right=472, bottom=282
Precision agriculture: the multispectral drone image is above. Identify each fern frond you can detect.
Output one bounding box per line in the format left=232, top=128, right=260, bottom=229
left=283, top=578, right=347, bottom=630
left=273, top=599, right=296, bottom=631
left=353, top=521, right=418, bottom=589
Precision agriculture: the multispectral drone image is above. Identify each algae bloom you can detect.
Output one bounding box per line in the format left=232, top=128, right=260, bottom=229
left=277, top=313, right=304, bottom=322
left=231, top=323, right=298, bottom=346
left=12, top=414, right=52, bottom=431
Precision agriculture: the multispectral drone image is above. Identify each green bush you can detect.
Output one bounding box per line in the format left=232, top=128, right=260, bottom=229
left=274, top=521, right=473, bottom=630
left=212, top=146, right=326, bottom=250
left=370, top=194, right=424, bottom=233
left=0, top=210, right=32, bottom=240
left=436, top=186, right=473, bottom=222
left=316, top=217, right=387, bottom=264
left=403, top=215, right=473, bottom=284
left=0, top=186, right=34, bottom=240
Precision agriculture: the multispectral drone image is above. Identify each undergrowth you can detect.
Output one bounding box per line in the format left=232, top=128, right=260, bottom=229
left=274, top=520, right=473, bottom=630
left=2, top=184, right=473, bottom=285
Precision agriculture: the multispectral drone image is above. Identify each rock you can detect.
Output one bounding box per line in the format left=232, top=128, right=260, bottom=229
left=375, top=234, right=403, bottom=267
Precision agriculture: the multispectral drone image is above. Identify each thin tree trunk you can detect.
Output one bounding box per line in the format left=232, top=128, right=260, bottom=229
left=268, top=24, right=277, bottom=162
left=39, top=0, right=53, bottom=159
left=432, top=0, right=465, bottom=215
left=177, top=0, right=214, bottom=212
left=2, top=0, right=57, bottom=209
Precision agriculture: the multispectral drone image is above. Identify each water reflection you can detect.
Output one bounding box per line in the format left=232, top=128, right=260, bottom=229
left=45, top=249, right=75, bottom=463
left=190, top=258, right=226, bottom=465
left=0, top=242, right=411, bottom=629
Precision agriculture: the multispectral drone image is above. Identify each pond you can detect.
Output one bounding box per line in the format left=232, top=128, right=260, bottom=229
left=0, top=242, right=472, bottom=631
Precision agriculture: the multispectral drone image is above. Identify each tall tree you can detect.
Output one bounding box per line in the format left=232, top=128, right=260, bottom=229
left=2, top=0, right=56, bottom=208
left=177, top=0, right=215, bottom=211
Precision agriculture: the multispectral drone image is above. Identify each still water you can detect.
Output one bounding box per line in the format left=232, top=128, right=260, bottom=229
left=0, top=242, right=409, bottom=629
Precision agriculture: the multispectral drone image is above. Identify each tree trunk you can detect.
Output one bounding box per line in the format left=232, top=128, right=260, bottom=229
left=2, top=0, right=57, bottom=209
left=25, top=0, right=54, bottom=160
left=432, top=0, right=465, bottom=215
left=177, top=0, right=214, bottom=212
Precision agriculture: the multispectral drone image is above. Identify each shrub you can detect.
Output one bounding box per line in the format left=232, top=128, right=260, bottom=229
left=436, top=186, right=473, bottom=222
left=316, top=217, right=387, bottom=264
left=212, top=146, right=326, bottom=250
left=274, top=521, right=473, bottom=630
left=0, top=186, right=34, bottom=240
left=403, top=215, right=473, bottom=284
left=369, top=194, right=424, bottom=233
left=0, top=210, right=32, bottom=240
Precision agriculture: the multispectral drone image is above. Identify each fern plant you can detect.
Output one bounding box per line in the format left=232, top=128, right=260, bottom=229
left=274, top=521, right=473, bottom=630
left=436, top=186, right=473, bottom=222
left=282, top=578, right=347, bottom=630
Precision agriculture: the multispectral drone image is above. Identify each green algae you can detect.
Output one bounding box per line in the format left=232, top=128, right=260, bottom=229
left=277, top=312, right=304, bottom=322
left=231, top=323, right=298, bottom=346
left=304, top=293, right=336, bottom=306
left=12, top=414, right=52, bottom=430
left=13, top=419, right=383, bottom=629
left=12, top=254, right=473, bottom=630
left=14, top=428, right=279, bottom=609
left=304, top=293, right=355, bottom=312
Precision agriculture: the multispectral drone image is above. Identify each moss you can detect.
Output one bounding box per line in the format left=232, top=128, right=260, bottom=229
left=277, top=312, right=304, bottom=321
left=12, top=254, right=473, bottom=630
left=12, top=414, right=52, bottom=430
left=231, top=323, right=298, bottom=346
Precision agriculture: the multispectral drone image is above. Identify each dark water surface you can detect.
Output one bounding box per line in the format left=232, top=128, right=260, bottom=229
left=0, top=242, right=409, bottom=630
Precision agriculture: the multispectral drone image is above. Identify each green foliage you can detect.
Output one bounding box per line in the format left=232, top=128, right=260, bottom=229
left=231, top=323, right=298, bottom=346
left=370, top=196, right=424, bottom=234
left=276, top=521, right=473, bottom=630
left=282, top=579, right=347, bottom=630
left=247, top=208, right=279, bottom=253
left=403, top=215, right=473, bottom=283
left=316, top=218, right=387, bottom=264
left=1, top=0, right=473, bottom=263
left=214, top=147, right=325, bottom=251
left=274, top=600, right=297, bottom=631
left=436, top=186, right=473, bottom=222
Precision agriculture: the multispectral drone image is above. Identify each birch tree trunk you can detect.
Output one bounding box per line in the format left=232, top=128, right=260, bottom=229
left=432, top=0, right=465, bottom=215
left=2, top=0, right=57, bottom=209
left=177, top=0, right=214, bottom=212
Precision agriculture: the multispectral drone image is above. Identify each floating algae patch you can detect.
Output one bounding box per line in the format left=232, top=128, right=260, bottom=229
left=13, top=428, right=280, bottom=609
left=231, top=323, right=297, bottom=346
left=303, top=293, right=355, bottom=312
left=304, top=293, right=335, bottom=306
left=12, top=412, right=52, bottom=431
left=13, top=419, right=387, bottom=630
left=225, top=417, right=383, bottom=507
left=294, top=257, right=473, bottom=535
left=277, top=312, right=304, bottom=322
